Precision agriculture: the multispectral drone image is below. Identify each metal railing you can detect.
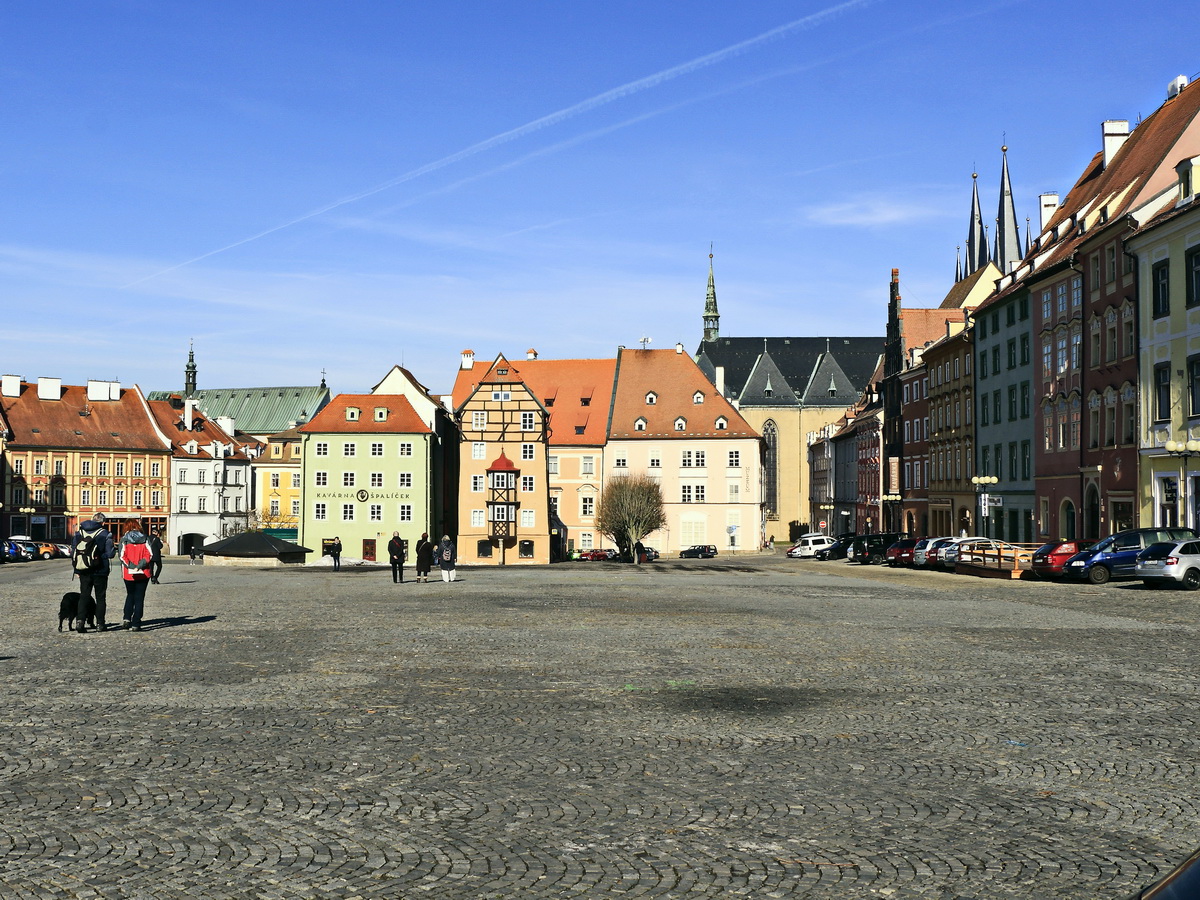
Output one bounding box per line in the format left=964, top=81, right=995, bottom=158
left=954, top=540, right=1042, bottom=573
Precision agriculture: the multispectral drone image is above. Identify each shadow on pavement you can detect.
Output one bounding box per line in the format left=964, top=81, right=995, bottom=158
left=139, top=615, right=217, bottom=631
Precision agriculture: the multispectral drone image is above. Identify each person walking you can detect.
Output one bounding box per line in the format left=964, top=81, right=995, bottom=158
left=70, top=512, right=116, bottom=632
left=415, top=532, right=433, bottom=583
left=330, top=537, right=342, bottom=571
left=437, top=535, right=457, bottom=583
left=149, top=529, right=164, bottom=584
left=189, top=545, right=198, bottom=566
left=387, top=531, right=406, bottom=584
left=119, top=518, right=153, bottom=632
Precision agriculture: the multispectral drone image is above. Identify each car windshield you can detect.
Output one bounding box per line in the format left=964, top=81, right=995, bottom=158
left=1092, top=537, right=1114, bottom=552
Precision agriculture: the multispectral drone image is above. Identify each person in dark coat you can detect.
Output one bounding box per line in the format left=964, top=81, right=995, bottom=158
left=330, top=537, right=342, bottom=571
left=70, top=512, right=116, bottom=632
left=149, top=529, right=164, bottom=584
left=415, top=532, right=433, bottom=583
left=387, top=532, right=406, bottom=584
left=438, top=535, right=457, bottom=583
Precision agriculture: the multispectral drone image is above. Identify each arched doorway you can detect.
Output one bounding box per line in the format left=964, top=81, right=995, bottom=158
left=958, top=506, right=971, bottom=536
left=1060, top=499, right=1076, bottom=540
left=1084, top=485, right=1101, bottom=540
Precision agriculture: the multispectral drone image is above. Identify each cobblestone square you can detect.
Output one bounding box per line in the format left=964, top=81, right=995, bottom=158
left=2, top=555, right=1197, bottom=898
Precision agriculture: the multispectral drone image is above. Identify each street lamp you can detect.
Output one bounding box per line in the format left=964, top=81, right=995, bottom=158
left=970, top=476, right=998, bottom=537
left=1164, top=439, right=1200, bottom=528
left=818, top=502, right=835, bottom=534
left=881, top=493, right=901, bottom=533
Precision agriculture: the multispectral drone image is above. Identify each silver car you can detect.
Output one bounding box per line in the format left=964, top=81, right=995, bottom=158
left=1136, top=540, right=1200, bottom=590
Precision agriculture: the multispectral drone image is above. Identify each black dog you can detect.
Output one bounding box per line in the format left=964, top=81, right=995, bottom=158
left=58, top=591, right=95, bottom=632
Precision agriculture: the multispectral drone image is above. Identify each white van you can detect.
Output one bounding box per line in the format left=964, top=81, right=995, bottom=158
left=786, top=534, right=836, bottom=558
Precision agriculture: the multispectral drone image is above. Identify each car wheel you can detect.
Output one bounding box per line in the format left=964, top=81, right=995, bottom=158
left=1183, top=569, right=1200, bottom=591
left=1087, top=565, right=1111, bottom=585
left=41, top=551, right=53, bottom=560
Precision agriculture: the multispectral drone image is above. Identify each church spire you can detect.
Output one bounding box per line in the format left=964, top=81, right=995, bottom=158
left=994, top=145, right=1021, bottom=274
left=955, top=245, right=962, bottom=283
left=184, top=341, right=197, bottom=398
left=964, top=171, right=988, bottom=277
left=703, top=247, right=719, bottom=343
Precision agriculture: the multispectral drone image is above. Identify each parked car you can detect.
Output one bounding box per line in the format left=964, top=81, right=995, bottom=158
left=679, top=545, right=718, bottom=559
left=640, top=547, right=660, bottom=561
left=580, top=549, right=609, bottom=561
left=1063, top=527, right=1199, bottom=584
left=787, top=534, right=836, bottom=558
left=816, top=536, right=856, bottom=561
left=54, top=542, right=72, bottom=559
left=1124, top=843, right=1200, bottom=898
left=1031, top=539, right=1096, bottom=579
left=851, top=533, right=903, bottom=565
left=885, top=538, right=919, bottom=567
left=29, top=541, right=59, bottom=560
left=1136, top=539, right=1200, bottom=590
left=911, top=537, right=945, bottom=568
left=932, top=537, right=973, bottom=570
left=0, top=539, right=19, bottom=563
left=11, top=540, right=43, bottom=561
left=4, top=539, right=34, bottom=562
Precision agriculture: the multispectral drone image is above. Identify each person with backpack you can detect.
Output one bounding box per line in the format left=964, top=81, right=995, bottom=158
left=437, top=535, right=457, bottom=583
left=119, top=518, right=154, bottom=632
left=70, top=512, right=116, bottom=633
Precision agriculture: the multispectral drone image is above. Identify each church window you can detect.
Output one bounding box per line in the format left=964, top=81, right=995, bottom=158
left=763, top=420, right=779, bottom=519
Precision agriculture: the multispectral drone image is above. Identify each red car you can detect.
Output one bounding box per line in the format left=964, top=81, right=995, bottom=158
left=582, top=549, right=611, bottom=561
left=886, top=539, right=919, bottom=567
left=1031, top=540, right=1096, bottom=578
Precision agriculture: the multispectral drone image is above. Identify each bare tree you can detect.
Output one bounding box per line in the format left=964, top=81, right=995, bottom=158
left=595, top=474, right=666, bottom=563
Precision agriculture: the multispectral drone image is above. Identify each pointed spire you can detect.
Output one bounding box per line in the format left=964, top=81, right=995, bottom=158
left=964, top=171, right=988, bottom=276
left=702, top=246, right=719, bottom=343
left=184, top=340, right=197, bottom=398
left=994, top=145, right=1021, bottom=273
left=1024, top=217, right=1032, bottom=257
left=955, top=245, right=962, bottom=282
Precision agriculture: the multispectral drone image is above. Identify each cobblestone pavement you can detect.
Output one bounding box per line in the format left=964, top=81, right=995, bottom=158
left=2, top=554, right=1198, bottom=899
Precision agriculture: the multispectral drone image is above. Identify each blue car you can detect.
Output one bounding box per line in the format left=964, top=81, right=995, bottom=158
left=1062, top=526, right=1198, bottom=584
left=1, top=539, right=27, bottom=563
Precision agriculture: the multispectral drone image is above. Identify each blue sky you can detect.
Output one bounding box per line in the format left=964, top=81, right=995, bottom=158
left=3, top=1, right=1197, bottom=396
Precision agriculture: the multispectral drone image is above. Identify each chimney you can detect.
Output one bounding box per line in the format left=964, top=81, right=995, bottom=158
left=215, top=415, right=236, bottom=437
left=2, top=374, right=23, bottom=397
left=460, top=349, right=475, bottom=370
left=526, top=348, right=538, bottom=361
left=87, top=380, right=109, bottom=401
left=1102, top=120, right=1129, bottom=169
left=675, top=342, right=684, bottom=354
left=183, top=398, right=197, bottom=431
left=1168, top=75, right=1190, bottom=100
left=36, top=377, right=62, bottom=400
left=1039, top=192, right=1060, bottom=231
left=715, top=365, right=725, bottom=396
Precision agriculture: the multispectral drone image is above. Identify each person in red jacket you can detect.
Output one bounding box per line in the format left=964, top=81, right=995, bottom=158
left=119, top=518, right=154, bottom=632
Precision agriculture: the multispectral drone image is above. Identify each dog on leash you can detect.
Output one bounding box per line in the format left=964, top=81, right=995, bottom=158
left=58, top=591, right=95, bottom=632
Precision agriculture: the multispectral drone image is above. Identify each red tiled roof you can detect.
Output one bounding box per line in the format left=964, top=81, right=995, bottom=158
left=609, top=348, right=758, bottom=439
left=452, top=355, right=617, bottom=446
left=298, top=394, right=431, bottom=434
left=1, top=382, right=169, bottom=452
left=487, top=450, right=517, bottom=471
left=147, top=400, right=255, bottom=460
left=899, top=307, right=967, bottom=353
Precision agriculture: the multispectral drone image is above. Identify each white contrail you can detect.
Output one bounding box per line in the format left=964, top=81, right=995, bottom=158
left=122, top=0, right=879, bottom=287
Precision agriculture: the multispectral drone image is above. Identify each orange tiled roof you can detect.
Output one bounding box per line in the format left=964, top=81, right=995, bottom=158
left=452, top=355, right=617, bottom=446
left=899, top=307, right=967, bottom=354
left=609, top=348, right=758, bottom=440
left=298, top=394, right=431, bottom=435
left=1, top=382, right=169, bottom=452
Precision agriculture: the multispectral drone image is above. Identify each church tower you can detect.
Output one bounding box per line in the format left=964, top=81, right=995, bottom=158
left=703, top=252, right=720, bottom=343
left=993, top=146, right=1022, bottom=274
left=184, top=343, right=197, bottom=398
left=963, top=172, right=989, bottom=277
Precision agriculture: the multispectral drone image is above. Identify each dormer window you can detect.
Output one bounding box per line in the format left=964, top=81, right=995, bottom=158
left=693, top=391, right=705, bottom=404
left=715, top=417, right=728, bottom=430
left=634, top=417, right=647, bottom=432
left=645, top=392, right=657, bottom=405
left=1176, top=154, right=1198, bottom=203
left=185, top=440, right=198, bottom=455
left=374, top=408, right=388, bottom=422
left=346, top=407, right=360, bottom=421
left=674, top=417, right=686, bottom=431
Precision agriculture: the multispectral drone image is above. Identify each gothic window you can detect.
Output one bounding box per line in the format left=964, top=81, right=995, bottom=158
left=763, top=419, right=779, bottom=519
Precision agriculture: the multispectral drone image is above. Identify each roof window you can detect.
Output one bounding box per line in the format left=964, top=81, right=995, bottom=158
left=645, top=392, right=657, bottom=405
left=346, top=407, right=360, bottom=421
left=674, top=417, right=686, bottom=431
left=374, top=408, right=388, bottom=422
left=635, top=417, right=647, bottom=432
left=715, top=417, right=728, bottom=430
left=693, top=391, right=705, bottom=404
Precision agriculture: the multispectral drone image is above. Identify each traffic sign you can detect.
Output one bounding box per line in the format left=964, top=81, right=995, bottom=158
left=819, top=520, right=827, bottom=528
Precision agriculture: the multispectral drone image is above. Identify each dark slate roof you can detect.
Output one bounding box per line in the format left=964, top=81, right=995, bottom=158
left=203, top=532, right=312, bottom=557
left=147, top=385, right=330, bottom=436
left=696, top=336, right=883, bottom=403
left=798, top=351, right=862, bottom=406
left=736, top=349, right=800, bottom=407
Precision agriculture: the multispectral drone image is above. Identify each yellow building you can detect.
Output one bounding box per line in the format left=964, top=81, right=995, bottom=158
left=253, top=426, right=304, bottom=538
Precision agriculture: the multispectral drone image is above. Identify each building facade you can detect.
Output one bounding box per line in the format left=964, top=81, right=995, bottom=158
left=297, top=394, right=435, bottom=563
left=923, top=324, right=976, bottom=536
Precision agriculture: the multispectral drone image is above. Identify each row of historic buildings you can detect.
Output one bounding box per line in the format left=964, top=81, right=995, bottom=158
left=804, top=74, right=1200, bottom=544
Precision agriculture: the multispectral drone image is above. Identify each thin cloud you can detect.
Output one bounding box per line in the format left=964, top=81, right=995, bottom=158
left=805, top=194, right=954, bottom=227
left=120, top=0, right=882, bottom=288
